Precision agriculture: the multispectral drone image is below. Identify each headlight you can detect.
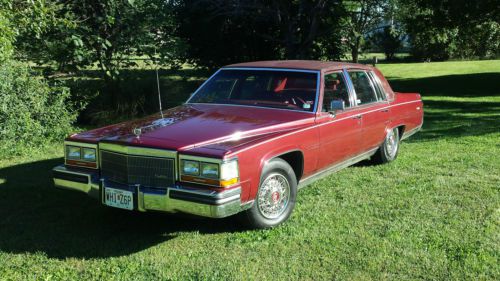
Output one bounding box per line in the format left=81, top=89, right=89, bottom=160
left=64, top=141, right=98, bottom=169
left=66, top=146, right=81, bottom=160
left=182, top=160, right=200, bottom=175
left=180, top=157, right=239, bottom=188
left=82, top=148, right=96, bottom=161
left=201, top=162, right=219, bottom=179
left=221, top=160, right=238, bottom=180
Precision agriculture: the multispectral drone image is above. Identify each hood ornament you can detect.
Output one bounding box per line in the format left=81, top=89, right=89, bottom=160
left=132, top=118, right=174, bottom=139
left=133, top=127, right=142, bottom=138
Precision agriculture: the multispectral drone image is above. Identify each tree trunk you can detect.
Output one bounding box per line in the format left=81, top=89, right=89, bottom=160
left=351, top=37, right=361, bottom=63
left=351, top=47, right=359, bottom=63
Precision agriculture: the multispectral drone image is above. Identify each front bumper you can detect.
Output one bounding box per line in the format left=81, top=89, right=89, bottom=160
left=52, top=165, right=250, bottom=218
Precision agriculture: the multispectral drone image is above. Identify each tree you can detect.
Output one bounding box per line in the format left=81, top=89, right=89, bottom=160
left=370, top=25, right=404, bottom=60
left=343, top=0, right=388, bottom=63
left=176, top=0, right=345, bottom=68
left=0, top=1, right=77, bottom=155
left=397, top=0, right=499, bottom=60
left=12, top=0, right=184, bottom=108
left=1, top=0, right=63, bottom=62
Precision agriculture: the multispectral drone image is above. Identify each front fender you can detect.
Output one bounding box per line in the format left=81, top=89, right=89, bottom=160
left=251, top=146, right=304, bottom=198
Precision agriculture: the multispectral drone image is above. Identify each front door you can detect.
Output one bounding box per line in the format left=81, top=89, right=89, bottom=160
left=317, top=71, right=362, bottom=169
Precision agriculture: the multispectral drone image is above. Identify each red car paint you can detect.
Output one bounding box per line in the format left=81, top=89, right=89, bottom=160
left=67, top=61, right=423, bottom=203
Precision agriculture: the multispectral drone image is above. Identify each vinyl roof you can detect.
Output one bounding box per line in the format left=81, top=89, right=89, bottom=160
left=224, top=60, right=373, bottom=72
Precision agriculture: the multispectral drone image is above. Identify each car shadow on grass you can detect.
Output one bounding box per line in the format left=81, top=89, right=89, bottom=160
left=387, top=72, right=500, bottom=97
left=414, top=99, right=500, bottom=141
left=387, top=73, right=500, bottom=142
left=0, top=158, right=244, bottom=260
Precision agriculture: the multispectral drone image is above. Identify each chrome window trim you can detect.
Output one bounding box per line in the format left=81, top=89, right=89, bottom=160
left=185, top=68, right=222, bottom=103
left=368, top=71, right=388, bottom=101
left=221, top=67, right=320, bottom=74
left=186, top=103, right=319, bottom=114
left=185, top=67, right=321, bottom=114
left=342, top=68, right=357, bottom=107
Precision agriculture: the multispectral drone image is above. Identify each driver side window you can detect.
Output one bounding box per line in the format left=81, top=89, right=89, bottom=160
left=322, top=72, right=351, bottom=112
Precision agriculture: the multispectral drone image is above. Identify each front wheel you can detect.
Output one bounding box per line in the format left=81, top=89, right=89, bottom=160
left=240, top=158, right=297, bottom=229
left=371, top=127, right=400, bottom=164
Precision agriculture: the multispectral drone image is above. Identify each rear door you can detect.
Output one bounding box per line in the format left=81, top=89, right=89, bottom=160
left=346, top=70, right=391, bottom=151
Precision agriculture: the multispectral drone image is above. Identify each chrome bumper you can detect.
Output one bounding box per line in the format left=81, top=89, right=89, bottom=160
left=52, top=165, right=250, bottom=218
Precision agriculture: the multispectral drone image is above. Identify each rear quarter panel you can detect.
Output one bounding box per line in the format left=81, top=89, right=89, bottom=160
left=389, top=92, right=424, bottom=134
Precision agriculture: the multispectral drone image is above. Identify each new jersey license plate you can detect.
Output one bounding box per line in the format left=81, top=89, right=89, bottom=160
left=104, top=187, right=134, bottom=210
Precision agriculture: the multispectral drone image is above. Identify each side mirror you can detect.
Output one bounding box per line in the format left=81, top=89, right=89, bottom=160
left=328, top=100, right=345, bottom=118
left=329, top=100, right=345, bottom=112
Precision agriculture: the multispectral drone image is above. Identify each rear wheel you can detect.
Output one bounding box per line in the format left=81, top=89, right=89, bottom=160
left=371, top=127, right=400, bottom=164
left=241, top=158, right=297, bottom=229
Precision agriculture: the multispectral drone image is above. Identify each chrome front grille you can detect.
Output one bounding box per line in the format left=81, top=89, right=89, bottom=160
left=100, top=150, right=175, bottom=187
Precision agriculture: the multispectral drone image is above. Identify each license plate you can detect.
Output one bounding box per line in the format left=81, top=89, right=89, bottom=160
left=104, top=187, right=134, bottom=210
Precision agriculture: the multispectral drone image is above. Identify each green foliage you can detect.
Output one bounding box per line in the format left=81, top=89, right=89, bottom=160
left=28, top=0, right=182, bottom=74
left=177, top=0, right=346, bottom=68
left=409, top=27, right=458, bottom=61
left=0, top=2, right=14, bottom=62
left=369, top=25, right=405, bottom=60
left=455, top=20, right=500, bottom=59
left=1, top=0, right=64, bottom=62
left=0, top=60, right=77, bottom=157
left=343, top=0, right=389, bottom=62
left=398, top=0, right=499, bottom=60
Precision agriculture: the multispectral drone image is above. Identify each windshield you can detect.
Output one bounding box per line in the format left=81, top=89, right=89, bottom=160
left=188, top=69, right=319, bottom=112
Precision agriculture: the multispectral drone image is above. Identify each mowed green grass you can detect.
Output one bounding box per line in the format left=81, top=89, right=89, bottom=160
left=0, top=60, right=499, bottom=280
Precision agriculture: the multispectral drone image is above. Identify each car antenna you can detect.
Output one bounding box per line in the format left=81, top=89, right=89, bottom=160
left=155, top=47, right=164, bottom=119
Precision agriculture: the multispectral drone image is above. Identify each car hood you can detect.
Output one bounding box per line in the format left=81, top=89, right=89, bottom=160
left=69, top=104, right=315, bottom=154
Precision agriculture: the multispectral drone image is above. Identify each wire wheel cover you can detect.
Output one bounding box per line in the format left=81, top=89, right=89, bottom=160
left=257, top=173, right=291, bottom=219
left=385, top=129, right=398, bottom=158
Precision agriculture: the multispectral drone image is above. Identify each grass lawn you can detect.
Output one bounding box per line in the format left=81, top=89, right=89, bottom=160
left=0, top=60, right=499, bottom=280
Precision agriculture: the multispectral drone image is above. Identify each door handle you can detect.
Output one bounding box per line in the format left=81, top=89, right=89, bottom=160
left=352, top=114, right=362, bottom=119
left=380, top=109, right=389, bottom=113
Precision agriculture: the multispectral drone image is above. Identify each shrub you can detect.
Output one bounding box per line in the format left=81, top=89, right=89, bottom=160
left=0, top=60, right=77, bottom=156
left=0, top=8, right=14, bottom=62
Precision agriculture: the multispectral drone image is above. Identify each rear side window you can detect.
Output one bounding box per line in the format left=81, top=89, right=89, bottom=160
left=348, top=71, right=378, bottom=105
left=368, top=72, right=387, bottom=101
